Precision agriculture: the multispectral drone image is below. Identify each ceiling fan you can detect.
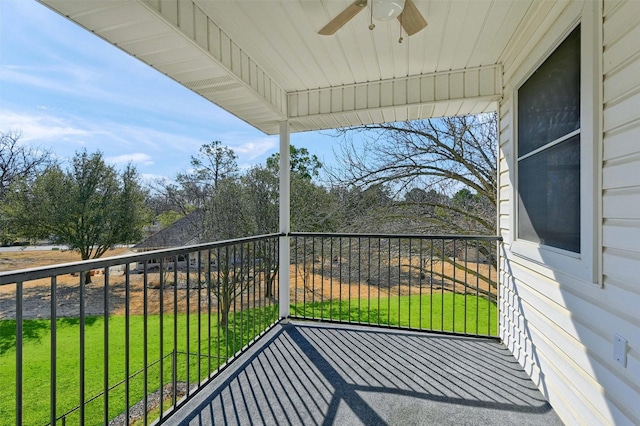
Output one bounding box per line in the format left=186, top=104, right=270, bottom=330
left=318, top=0, right=427, bottom=39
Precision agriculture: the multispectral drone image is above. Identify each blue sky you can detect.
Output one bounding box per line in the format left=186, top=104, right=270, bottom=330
left=0, top=0, right=338, bottom=183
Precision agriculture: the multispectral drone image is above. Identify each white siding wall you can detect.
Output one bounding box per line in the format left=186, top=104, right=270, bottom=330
left=498, top=0, right=640, bottom=424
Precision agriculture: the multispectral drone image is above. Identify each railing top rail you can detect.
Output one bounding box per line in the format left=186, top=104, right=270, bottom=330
left=288, top=232, right=502, bottom=241
left=0, top=233, right=282, bottom=285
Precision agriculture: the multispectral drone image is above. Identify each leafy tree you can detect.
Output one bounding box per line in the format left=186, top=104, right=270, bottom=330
left=328, top=183, right=392, bottom=232
left=156, top=210, right=183, bottom=228
left=153, top=141, right=239, bottom=219
left=203, top=177, right=253, bottom=241
left=2, top=150, right=150, bottom=281
left=151, top=140, right=241, bottom=243
left=265, top=145, right=338, bottom=232
left=242, top=165, right=279, bottom=234
left=291, top=177, right=340, bottom=232
left=266, top=145, right=322, bottom=180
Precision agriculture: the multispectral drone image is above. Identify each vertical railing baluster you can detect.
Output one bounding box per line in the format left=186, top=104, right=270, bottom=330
left=430, top=238, right=435, bottom=330
left=408, top=238, right=412, bottom=328
left=475, top=240, right=481, bottom=335
left=79, top=272, right=86, bottom=425
left=172, top=255, right=178, bottom=407
left=304, top=236, right=308, bottom=317
left=387, top=238, right=391, bottom=327
left=186, top=253, right=191, bottom=396
left=159, top=258, right=165, bottom=422
left=397, top=237, right=401, bottom=327
left=50, top=276, right=57, bottom=426
left=207, top=249, right=212, bottom=377
left=143, top=261, right=149, bottom=426
left=440, top=239, right=445, bottom=332
left=357, top=237, right=361, bottom=324
left=16, top=281, right=23, bottom=426
left=246, top=243, right=251, bottom=343
left=490, top=240, right=495, bottom=336
left=339, top=236, right=343, bottom=322
left=232, top=244, right=238, bottom=357
left=272, top=237, right=276, bottom=324
left=257, top=244, right=262, bottom=344
left=240, top=244, right=244, bottom=350
left=197, top=251, right=202, bottom=386
left=258, top=241, right=264, bottom=330
left=224, top=245, right=229, bottom=369
left=320, top=237, right=324, bottom=320
left=418, top=239, right=423, bottom=330
left=303, top=236, right=316, bottom=318
left=125, top=264, right=130, bottom=423
left=377, top=238, right=381, bottom=326
left=452, top=240, right=457, bottom=333
left=367, top=238, right=371, bottom=325
left=329, top=237, right=333, bottom=322
left=348, top=237, right=352, bottom=323
left=464, top=239, right=468, bottom=334
left=104, top=267, right=110, bottom=425
left=216, top=246, right=222, bottom=373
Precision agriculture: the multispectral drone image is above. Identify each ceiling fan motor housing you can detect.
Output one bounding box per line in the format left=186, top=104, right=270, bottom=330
left=372, top=0, right=406, bottom=21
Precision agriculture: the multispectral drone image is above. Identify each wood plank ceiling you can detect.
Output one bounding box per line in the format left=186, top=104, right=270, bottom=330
left=38, top=0, right=544, bottom=135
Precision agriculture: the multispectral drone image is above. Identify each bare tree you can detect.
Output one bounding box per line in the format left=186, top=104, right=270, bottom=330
left=327, top=115, right=498, bottom=301
left=0, top=131, right=53, bottom=200
left=330, top=114, right=497, bottom=235
left=1, top=131, right=54, bottom=244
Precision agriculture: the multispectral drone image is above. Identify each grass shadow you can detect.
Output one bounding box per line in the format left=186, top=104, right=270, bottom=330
left=0, top=316, right=101, bottom=356
left=0, top=319, right=49, bottom=355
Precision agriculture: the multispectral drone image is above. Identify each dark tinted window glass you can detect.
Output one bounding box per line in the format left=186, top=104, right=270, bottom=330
left=518, top=27, right=580, bottom=156
left=518, top=135, right=580, bottom=253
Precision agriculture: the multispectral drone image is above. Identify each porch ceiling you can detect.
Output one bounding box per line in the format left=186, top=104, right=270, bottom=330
left=38, top=0, right=542, bottom=135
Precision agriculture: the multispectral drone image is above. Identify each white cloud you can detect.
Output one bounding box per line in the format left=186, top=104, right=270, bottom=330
left=0, top=110, right=92, bottom=144
left=106, top=153, right=154, bottom=166
left=230, top=137, right=278, bottom=160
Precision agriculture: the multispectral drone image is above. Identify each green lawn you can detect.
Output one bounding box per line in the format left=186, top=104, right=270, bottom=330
left=2, top=293, right=496, bottom=425
left=291, top=293, right=498, bottom=336
left=0, top=305, right=277, bottom=426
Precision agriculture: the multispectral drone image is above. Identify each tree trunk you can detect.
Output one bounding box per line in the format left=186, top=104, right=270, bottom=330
left=220, top=305, right=229, bottom=327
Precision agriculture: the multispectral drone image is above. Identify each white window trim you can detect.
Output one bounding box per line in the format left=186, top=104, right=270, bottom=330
left=510, top=2, right=602, bottom=284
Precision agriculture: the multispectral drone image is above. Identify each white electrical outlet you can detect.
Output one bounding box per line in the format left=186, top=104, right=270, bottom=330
left=614, top=334, right=627, bottom=368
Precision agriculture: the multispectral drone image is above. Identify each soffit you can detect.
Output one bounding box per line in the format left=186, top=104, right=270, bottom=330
left=37, top=0, right=555, bottom=135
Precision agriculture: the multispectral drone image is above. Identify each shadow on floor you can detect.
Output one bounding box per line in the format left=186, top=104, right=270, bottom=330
left=165, top=321, right=562, bottom=425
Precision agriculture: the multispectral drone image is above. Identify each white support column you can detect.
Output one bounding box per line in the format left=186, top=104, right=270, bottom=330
left=278, top=120, right=291, bottom=319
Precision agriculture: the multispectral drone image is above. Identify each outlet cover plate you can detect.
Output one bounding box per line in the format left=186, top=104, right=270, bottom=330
left=614, top=334, right=627, bottom=368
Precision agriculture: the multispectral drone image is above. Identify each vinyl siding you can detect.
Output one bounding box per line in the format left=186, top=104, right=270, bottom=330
left=498, top=0, right=640, bottom=424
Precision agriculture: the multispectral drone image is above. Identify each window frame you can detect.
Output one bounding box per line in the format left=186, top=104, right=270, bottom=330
left=510, top=3, right=601, bottom=284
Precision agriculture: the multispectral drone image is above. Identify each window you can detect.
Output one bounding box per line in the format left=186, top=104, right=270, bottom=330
left=517, top=26, right=581, bottom=253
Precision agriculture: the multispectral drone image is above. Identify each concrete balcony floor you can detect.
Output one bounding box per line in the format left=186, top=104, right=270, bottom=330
left=164, top=321, right=562, bottom=425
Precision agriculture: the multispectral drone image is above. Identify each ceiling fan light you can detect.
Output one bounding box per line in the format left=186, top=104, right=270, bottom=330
left=372, top=0, right=405, bottom=21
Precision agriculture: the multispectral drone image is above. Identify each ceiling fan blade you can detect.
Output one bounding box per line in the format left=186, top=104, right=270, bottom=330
left=398, top=0, right=427, bottom=36
left=318, top=0, right=368, bottom=35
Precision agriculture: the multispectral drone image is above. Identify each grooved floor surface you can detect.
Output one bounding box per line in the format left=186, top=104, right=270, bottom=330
left=164, top=322, right=562, bottom=426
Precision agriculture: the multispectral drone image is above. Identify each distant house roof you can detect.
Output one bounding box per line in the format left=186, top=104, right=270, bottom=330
left=134, top=210, right=204, bottom=250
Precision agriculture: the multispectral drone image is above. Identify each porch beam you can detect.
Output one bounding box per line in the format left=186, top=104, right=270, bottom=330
left=278, top=121, right=291, bottom=319
left=287, top=64, right=503, bottom=121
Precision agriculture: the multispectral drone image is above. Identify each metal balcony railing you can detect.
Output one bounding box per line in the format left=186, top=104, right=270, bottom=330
left=289, top=233, right=501, bottom=338
left=1, top=232, right=500, bottom=425
left=0, top=234, right=280, bottom=426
